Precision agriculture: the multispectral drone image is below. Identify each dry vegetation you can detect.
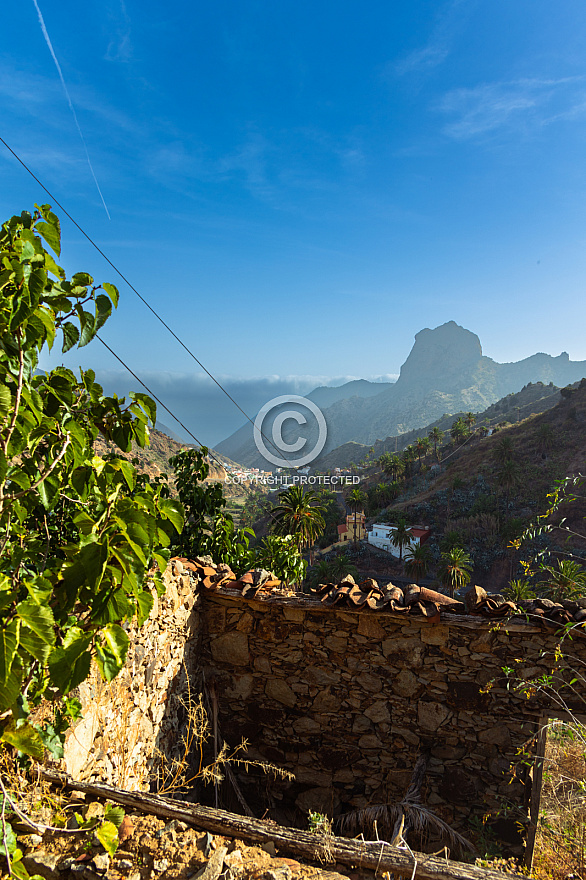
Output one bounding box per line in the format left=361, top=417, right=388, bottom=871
left=532, top=722, right=586, bottom=880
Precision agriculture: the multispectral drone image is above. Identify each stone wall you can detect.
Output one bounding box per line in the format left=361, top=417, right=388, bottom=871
left=63, top=562, right=586, bottom=856
left=199, top=589, right=586, bottom=853
left=64, top=560, right=201, bottom=792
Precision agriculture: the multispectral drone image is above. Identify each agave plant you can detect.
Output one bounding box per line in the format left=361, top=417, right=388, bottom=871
left=504, top=579, right=536, bottom=602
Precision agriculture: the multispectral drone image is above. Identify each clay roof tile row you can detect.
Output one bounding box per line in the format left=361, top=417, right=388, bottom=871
left=171, top=558, right=586, bottom=631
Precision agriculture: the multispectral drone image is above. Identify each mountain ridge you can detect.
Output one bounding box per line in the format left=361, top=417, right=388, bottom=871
left=216, top=321, right=586, bottom=468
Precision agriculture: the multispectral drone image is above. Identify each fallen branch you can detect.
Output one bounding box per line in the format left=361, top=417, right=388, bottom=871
left=39, top=769, right=518, bottom=880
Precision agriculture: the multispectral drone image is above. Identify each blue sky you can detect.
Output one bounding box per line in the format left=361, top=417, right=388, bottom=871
left=2, top=1, right=586, bottom=445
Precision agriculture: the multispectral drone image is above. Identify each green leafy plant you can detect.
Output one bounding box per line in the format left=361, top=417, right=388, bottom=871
left=0, top=207, right=184, bottom=752
left=253, top=534, right=306, bottom=586
left=438, top=546, right=473, bottom=597
left=0, top=206, right=186, bottom=875
left=170, top=447, right=306, bottom=582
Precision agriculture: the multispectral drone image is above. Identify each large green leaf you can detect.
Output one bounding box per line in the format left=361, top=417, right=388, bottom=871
left=44, top=251, right=65, bottom=280
left=28, top=266, right=47, bottom=298
left=18, top=624, right=52, bottom=663
left=96, top=820, right=119, bottom=857
left=136, top=590, right=154, bottom=626
left=0, top=618, right=20, bottom=682
left=61, top=540, right=109, bottom=602
left=90, top=588, right=132, bottom=625
left=0, top=656, right=23, bottom=711
left=16, top=599, right=55, bottom=646
left=0, top=383, right=11, bottom=424
left=62, top=321, right=80, bottom=353
left=39, top=722, right=65, bottom=759
left=95, top=624, right=129, bottom=682
left=78, top=309, right=96, bottom=348
left=0, top=819, right=17, bottom=855
left=48, top=629, right=93, bottom=694
left=95, top=294, right=112, bottom=331
left=158, top=498, right=185, bottom=534
left=36, top=219, right=61, bottom=257
left=129, top=392, right=157, bottom=426
left=1, top=720, right=44, bottom=760
left=72, top=272, right=93, bottom=287
left=115, top=458, right=136, bottom=492
left=103, top=282, right=119, bottom=307
left=36, top=472, right=60, bottom=509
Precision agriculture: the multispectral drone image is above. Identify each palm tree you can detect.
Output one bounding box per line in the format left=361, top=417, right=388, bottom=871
left=450, top=418, right=469, bottom=446
left=498, top=458, right=520, bottom=508
left=392, top=516, right=412, bottom=561
left=537, top=423, right=555, bottom=455
left=404, top=543, right=432, bottom=584
left=538, top=560, right=586, bottom=602
left=330, top=553, right=359, bottom=582
left=439, top=547, right=473, bottom=598
left=493, top=436, right=514, bottom=465
left=465, top=412, right=476, bottom=431
left=379, top=452, right=393, bottom=473
left=375, top=483, right=390, bottom=506
left=308, top=558, right=333, bottom=589
left=271, top=485, right=325, bottom=551
left=428, top=427, right=444, bottom=462
left=347, top=487, right=367, bottom=545
left=415, top=436, right=431, bottom=464
left=390, top=455, right=404, bottom=481
left=402, top=445, right=417, bottom=479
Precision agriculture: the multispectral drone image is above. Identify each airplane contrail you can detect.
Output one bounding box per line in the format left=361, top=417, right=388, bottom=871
left=32, top=0, right=111, bottom=220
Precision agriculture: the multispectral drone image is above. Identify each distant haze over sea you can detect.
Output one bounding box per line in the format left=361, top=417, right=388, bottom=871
left=89, top=370, right=399, bottom=447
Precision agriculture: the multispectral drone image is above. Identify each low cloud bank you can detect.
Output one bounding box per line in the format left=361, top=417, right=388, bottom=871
left=91, top=371, right=397, bottom=447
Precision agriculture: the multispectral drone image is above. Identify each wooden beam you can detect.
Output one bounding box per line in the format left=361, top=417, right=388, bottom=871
left=40, top=769, right=517, bottom=880
left=524, top=717, right=548, bottom=870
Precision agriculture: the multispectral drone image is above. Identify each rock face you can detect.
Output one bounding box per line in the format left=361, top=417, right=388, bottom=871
left=397, top=322, right=483, bottom=390
left=217, top=320, right=586, bottom=465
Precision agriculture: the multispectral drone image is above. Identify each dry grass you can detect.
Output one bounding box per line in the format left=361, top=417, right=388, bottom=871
left=532, top=722, right=586, bottom=880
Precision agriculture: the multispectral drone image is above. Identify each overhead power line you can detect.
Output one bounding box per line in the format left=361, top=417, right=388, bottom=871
left=0, top=135, right=284, bottom=460
left=96, top=335, right=228, bottom=471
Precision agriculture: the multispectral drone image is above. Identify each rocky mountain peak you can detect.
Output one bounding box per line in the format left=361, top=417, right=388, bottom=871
left=397, top=321, right=483, bottom=388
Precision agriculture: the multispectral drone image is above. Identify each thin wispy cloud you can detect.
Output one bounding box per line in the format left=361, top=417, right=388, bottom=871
left=438, top=77, right=585, bottom=139
left=105, top=0, right=132, bottom=63
left=31, top=0, right=111, bottom=219
left=395, top=0, right=472, bottom=77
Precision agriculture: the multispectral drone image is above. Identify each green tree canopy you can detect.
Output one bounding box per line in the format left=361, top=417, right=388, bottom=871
left=271, top=485, right=325, bottom=551
left=438, top=547, right=473, bottom=598
left=0, top=207, right=184, bottom=761
left=404, top=543, right=432, bottom=584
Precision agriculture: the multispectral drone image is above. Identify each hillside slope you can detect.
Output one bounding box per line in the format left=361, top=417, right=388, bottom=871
left=365, top=381, right=586, bottom=591
left=318, top=380, right=563, bottom=470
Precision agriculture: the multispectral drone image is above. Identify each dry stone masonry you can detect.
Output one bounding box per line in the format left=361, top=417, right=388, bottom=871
left=198, top=583, right=586, bottom=856
left=64, top=561, right=201, bottom=791
left=66, top=558, right=586, bottom=859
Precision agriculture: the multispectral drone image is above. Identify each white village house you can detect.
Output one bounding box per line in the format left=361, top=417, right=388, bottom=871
left=367, top=523, right=431, bottom=557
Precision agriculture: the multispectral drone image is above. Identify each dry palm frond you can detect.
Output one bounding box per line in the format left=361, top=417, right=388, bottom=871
left=337, top=801, right=475, bottom=857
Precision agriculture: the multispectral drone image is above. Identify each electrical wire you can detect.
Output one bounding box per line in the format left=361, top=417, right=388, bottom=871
left=0, top=134, right=285, bottom=460
left=96, top=334, right=228, bottom=470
